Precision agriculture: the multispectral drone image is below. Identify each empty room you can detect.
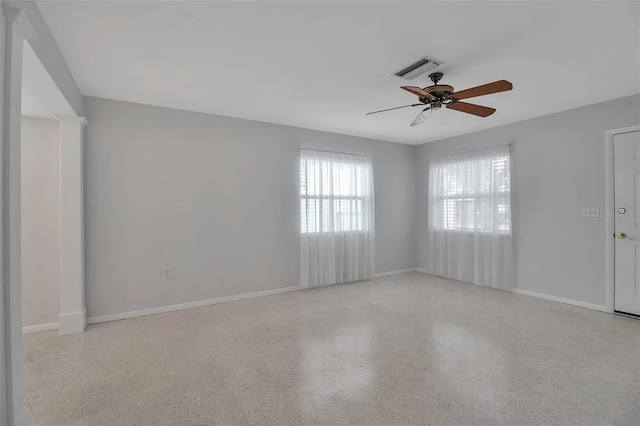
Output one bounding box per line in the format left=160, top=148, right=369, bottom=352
left=1, top=1, right=639, bottom=425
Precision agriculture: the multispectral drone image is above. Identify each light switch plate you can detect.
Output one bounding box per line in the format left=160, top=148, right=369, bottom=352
left=582, top=208, right=600, bottom=218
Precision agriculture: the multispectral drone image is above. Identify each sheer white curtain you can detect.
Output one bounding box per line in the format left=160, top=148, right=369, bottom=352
left=425, top=145, right=513, bottom=289
left=300, top=149, right=375, bottom=287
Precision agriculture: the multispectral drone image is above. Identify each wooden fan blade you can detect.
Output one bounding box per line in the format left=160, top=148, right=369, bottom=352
left=447, top=101, right=496, bottom=117
left=366, top=103, right=422, bottom=115
left=401, top=86, right=434, bottom=100
left=451, top=80, right=512, bottom=100
left=410, top=107, right=431, bottom=126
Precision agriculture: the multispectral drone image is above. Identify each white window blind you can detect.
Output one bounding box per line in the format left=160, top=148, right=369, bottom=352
left=300, top=151, right=372, bottom=234
left=431, top=149, right=511, bottom=233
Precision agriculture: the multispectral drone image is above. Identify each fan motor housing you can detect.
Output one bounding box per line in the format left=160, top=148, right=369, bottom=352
left=423, top=85, right=454, bottom=99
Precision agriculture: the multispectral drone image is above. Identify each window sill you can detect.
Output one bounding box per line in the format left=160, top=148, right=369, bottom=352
left=301, top=231, right=371, bottom=236
left=431, top=229, right=511, bottom=236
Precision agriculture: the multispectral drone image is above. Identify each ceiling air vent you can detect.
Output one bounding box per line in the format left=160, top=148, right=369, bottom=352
left=394, top=57, right=440, bottom=80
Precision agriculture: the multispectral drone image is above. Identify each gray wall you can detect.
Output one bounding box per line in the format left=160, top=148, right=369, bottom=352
left=21, top=117, right=60, bottom=326
left=83, top=97, right=417, bottom=317
left=82, top=94, right=639, bottom=319
left=416, top=94, right=640, bottom=307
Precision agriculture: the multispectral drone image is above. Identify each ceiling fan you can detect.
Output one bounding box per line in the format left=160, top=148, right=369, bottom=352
left=366, top=72, right=513, bottom=126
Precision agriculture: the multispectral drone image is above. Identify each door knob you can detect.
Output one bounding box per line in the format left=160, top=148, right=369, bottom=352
left=618, top=232, right=628, bottom=239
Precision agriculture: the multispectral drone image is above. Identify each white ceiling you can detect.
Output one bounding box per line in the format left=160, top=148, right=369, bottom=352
left=22, top=41, right=75, bottom=119
left=37, top=1, right=640, bottom=145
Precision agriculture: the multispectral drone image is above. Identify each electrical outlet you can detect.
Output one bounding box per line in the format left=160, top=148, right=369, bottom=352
left=163, top=269, right=171, bottom=278
left=581, top=208, right=600, bottom=218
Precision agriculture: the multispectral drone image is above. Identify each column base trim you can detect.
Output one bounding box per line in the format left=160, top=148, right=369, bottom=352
left=58, top=308, right=86, bottom=335
left=15, top=407, right=29, bottom=426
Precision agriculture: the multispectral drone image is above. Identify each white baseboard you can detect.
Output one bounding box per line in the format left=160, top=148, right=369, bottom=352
left=25, top=274, right=417, bottom=332
left=512, top=289, right=608, bottom=312
left=23, top=322, right=59, bottom=334
left=414, top=269, right=608, bottom=313
left=374, top=268, right=417, bottom=278
left=88, top=285, right=304, bottom=325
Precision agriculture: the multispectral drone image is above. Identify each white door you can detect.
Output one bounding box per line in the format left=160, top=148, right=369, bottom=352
left=614, top=130, right=640, bottom=316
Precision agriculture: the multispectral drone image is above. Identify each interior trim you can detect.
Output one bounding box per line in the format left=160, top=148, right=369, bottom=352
left=22, top=322, right=59, bottom=334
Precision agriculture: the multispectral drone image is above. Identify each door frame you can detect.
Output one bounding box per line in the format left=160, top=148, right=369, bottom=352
left=1, top=3, right=37, bottom=424
left=605, top=125, right=640, bottom=314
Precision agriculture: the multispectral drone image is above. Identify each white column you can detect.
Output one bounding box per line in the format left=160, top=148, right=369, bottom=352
left=56, top=115, right=88, bottom=336
left=1, top=3, right=35, bottom=425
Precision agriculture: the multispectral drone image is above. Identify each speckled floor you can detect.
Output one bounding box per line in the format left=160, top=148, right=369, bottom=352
left=23, top=272, right=640, bottom=425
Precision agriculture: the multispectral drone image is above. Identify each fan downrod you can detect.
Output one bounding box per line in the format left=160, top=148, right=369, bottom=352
left=429, top=72, right=444, bottom=85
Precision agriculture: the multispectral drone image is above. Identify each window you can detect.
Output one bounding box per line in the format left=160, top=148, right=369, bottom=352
left=300, top=149, right=373, bottom=234
left=429, top=146, right=511, bottom=233
left=425, top=145, right=514, bottom=289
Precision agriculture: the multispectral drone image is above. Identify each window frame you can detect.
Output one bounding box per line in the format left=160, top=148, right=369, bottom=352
left=430, top=151, right=511, bottom=234
left=300, top=152, right=372, bottom=235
